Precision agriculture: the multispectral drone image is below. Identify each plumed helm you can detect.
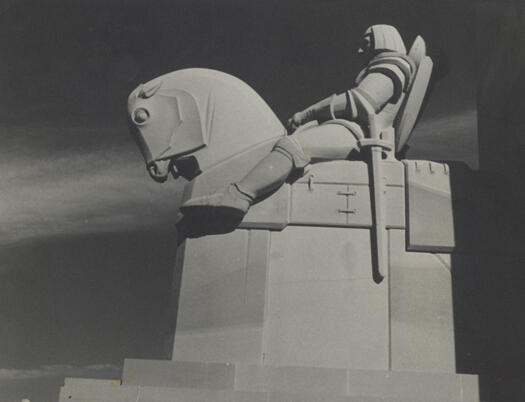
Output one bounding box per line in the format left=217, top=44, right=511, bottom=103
left=365, top=24, right=407, bottom=55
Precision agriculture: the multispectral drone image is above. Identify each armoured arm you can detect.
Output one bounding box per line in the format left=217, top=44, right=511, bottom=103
left=289, top=73, right=397, bottom=125
left=287, top=60, right=410, bottom=132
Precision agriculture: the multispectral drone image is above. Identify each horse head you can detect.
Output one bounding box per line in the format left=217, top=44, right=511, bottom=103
left=127, top=68, right=285, bottom=184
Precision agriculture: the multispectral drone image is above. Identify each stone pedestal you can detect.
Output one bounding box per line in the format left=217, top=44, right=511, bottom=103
left=171, top=160, right=455, bottom=370
left=59, top=160, right=478, bottom=401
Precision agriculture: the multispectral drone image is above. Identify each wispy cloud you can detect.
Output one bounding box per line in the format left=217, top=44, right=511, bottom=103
left=1, top=124, right=185, bottom=245
left=0, top=363, right=120, bottom=381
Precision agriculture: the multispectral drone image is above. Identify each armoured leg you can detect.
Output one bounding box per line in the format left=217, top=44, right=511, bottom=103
left=236, top=123, right=360, bottom=199
left=180, top=135, right=305, bottom=216
left=290, top=123, right=361, bottom=162
left=181, top=123, right=359, bottom=217
left=236, top=136, right=308, bottom=199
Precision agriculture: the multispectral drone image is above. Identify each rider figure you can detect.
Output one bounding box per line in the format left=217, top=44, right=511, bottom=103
left=181, top=24, right=416, bottom=219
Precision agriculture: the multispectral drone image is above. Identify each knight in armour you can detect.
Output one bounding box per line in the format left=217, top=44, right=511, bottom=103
left=127, top=24, right=428, bottom=229
left=179, top=25, right=414, bottom=217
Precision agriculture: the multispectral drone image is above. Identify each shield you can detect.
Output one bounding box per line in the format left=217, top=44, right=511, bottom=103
left=394, top=36, right=434, bottom=152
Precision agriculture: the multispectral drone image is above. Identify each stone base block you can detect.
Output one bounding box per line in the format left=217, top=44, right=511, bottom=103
left=59, top=360, right=479, bottom=402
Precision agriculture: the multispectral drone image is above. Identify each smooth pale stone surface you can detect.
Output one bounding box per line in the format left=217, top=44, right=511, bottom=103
left=404, top=160, right=455, bottom=252
left=172, top=326, right=264, bottom=363
left=241, top=184, right=290, bottom=230
left=385, top=186, right=406, bottom=229
left=173, top=230, right=269, bottom=363
left=138, top=387, right=267, bottom=402
left=269, top=226, right=373, bottom=283
left=244, top=230, right=271, bottom=315
left=389, top=229, right=456, bottom=372
left=234, top=364, right=348, bottom=394
left=268, top=394, right=462, bottom=402
left=267, top=393, right=351, bottom=402
left=263, top=226, right=388, bottom=369
left=460, top=374, right=480, bottom=401
left=122, top=359, right=234, bottom=389
left=234, top=364, right=470, bottom=398
left=262, top=281, right=388, bottom=369
left=345, top=369, right=463, bottom=401
left=175, top=230, right=252, bottom=330
left=380, top=160, right=405, bottom=186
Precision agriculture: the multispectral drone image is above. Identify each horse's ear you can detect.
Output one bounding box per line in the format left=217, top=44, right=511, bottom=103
left=138, top=80, right=163, bottom=98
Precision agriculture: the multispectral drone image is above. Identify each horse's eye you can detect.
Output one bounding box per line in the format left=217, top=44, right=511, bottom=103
left=133, top=108, right=149, bottom=125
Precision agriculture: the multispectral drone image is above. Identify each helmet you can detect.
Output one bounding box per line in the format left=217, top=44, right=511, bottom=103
left=359, top=25, right=407, bottom=56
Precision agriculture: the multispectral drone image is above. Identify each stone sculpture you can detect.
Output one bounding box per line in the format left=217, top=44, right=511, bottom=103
left=127, top=24, right=433, bottom=279
left=181, top=25, right=414, bottom=218
left=59, top=24, right=480, bottom=402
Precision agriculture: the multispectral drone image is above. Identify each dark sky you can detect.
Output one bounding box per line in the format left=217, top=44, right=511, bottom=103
left=0, top=0, right=477, bottom=400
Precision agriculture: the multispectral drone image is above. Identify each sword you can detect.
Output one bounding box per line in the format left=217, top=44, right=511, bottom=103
left=365, top=113, right=389, bottom=282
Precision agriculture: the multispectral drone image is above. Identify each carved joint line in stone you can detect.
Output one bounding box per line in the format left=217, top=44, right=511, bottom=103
left=338, top=189, right=357, bottom=215
left=307, top=174, right=315, bottom=191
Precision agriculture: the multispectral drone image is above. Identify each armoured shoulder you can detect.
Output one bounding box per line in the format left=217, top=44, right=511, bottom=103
left=369, top=52, right=416, bottom=82
left=364, top=52, right=416, bottom=102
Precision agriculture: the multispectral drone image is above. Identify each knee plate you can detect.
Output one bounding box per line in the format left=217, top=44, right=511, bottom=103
left=273, top=136, right=310, bottom=169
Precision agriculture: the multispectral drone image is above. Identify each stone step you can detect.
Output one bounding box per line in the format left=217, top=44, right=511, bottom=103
left=59, top=380, right=478, bottom=402
left=58, top=378, right=135, bottom=401
left=118, top=359, right=479, bottom=401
